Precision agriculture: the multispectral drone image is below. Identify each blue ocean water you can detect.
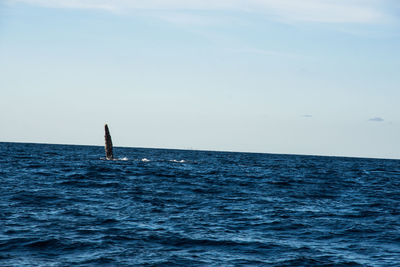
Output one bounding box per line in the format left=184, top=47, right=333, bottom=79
left=0, top=142, right=399, bottom=266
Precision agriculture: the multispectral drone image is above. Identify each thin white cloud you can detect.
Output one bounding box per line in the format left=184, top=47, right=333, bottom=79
left=6, top=0, right=395, bottom=24
left=228, top=48, right=306, bottom=59
left=369, top=117, right=384, bottom=122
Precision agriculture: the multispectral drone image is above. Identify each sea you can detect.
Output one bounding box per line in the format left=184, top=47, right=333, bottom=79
left=0, top=142, right=399, bottom=266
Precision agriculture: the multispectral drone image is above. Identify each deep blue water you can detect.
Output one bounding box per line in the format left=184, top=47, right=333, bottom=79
left=0, top=142, right=399, bottom=266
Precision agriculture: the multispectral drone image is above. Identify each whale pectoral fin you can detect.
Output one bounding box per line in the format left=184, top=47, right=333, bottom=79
left=104, top=124, right=114, bottom=160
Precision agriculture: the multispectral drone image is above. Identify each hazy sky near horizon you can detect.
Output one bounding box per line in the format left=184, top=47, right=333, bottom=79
left=1, top=0, right=400, bottom=159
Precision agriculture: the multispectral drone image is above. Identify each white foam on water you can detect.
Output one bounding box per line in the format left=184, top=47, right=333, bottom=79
left=170, top=159, right=185, bottom=163
left=141, top=158, right=150, bottom=162
left=100, top=157, right=128, bottom=161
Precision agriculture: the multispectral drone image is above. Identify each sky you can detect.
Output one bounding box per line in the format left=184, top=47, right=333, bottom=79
left=1, top=0, right=400, bottom=159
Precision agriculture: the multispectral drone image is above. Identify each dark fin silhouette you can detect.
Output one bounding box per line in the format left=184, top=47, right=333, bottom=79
left=104, top=124, right=114, bottom=160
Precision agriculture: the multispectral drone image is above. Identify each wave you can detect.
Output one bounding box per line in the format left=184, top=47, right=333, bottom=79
left=170, top=159, right=185, bottom=163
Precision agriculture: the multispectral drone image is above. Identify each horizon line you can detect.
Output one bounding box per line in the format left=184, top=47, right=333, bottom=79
left=1, top=140, right=399, bottom=161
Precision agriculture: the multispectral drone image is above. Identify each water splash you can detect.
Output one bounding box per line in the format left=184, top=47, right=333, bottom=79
left=170, top=159, right=185, bottom=163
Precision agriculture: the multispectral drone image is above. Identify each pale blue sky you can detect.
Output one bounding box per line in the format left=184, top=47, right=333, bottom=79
left=1, top=0, right=400, bottom=159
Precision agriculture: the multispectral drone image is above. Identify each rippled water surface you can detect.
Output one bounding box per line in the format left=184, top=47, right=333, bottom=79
left=1, top=142, right=399, bottom=266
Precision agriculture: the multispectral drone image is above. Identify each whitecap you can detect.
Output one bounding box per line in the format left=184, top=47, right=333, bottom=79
left=170, top=159, right=185, bottom=163
left=141, top=158, right=150, bottom=162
